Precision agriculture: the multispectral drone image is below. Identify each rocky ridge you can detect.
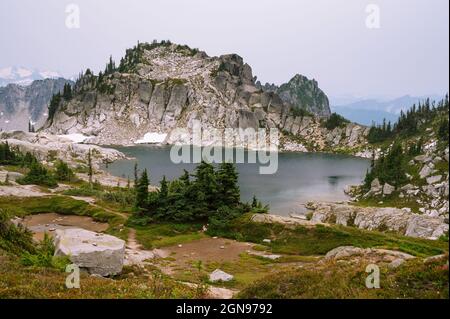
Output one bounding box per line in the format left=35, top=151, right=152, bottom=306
left=42, top=42, right=369, bottom=155
left=256, top=74, right=331, bottom=117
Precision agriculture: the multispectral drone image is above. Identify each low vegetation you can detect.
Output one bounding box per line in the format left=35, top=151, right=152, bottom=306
left=0, top=250, right=199, bottom=299
left=213, top=214, right=447, bottom=257
left=0, top=209, right=69, bottom=270
left=238, top=257, right=449, bottom=299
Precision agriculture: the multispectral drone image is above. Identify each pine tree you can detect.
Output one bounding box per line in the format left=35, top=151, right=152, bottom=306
left=135, top=169, right=149, bottom=213
left=251, top=195, right=258, bottom=208
left=159, top=176, right=169, bottom=199
left=216, top=162, right=240, bottom=208
left=87, top=149, right=93, bottom=185
left=193, top=161, right=219, bottom=215
left=133, top=162, right=139, bottom=189
left=55, top=160, right=74, bottom=182
left=63, top=83, right=72, bottom=100
left=48, top=92, right=61, bottom=123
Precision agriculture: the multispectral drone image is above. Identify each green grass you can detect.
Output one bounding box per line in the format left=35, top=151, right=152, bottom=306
left=169, top=253, right=281, bottom=290
left=133, top=222, right=206, bottom=249
left=0, top=196, right=122, bottom=223
left=204, top=253, right=274, bottom=289
left=220, top=214, right=448, bottom=258
left=238, top=257, right=449, bottom=299
left=0, top=250, right=199, bottom=299
left=355, top=194, right=422, bottom=214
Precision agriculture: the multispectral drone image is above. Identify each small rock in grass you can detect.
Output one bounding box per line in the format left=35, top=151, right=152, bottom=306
left=209, top=269, right=234, bottom=282
left=389, top=258, right=405, bottom=269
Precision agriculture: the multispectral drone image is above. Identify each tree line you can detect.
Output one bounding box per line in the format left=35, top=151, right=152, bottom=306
left=368, top=95, right=449, bottom=144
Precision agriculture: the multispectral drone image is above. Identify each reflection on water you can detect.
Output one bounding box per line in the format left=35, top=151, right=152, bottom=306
left=102, top=145, right=370, bottom=216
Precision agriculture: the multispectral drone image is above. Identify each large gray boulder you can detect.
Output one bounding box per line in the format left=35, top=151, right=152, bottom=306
left=383, top=183, right=395, bottom=196
left=54, top=228, right=125, bottom=276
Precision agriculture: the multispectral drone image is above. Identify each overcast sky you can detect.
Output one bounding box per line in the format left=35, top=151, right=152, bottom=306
left=0, top=0, right=448, bottom=99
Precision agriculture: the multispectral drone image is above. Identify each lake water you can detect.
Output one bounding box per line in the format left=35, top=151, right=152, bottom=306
left=103, top=145, right=370, bottom=216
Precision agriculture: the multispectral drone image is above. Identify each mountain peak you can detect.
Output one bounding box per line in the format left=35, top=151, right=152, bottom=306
left=0, top=66, right=62, bottom=87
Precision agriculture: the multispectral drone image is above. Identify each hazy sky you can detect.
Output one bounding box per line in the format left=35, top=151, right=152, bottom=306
left=0, top=0, right=448, bottom=98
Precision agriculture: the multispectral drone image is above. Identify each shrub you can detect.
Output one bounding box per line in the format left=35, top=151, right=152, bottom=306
left=17, top=161, right=57, bottom=188
left=55, top=160, right=75, bottom=182
left=0, top=209, right=35, bottom=255
left=20, top=234, right=70, bottom=271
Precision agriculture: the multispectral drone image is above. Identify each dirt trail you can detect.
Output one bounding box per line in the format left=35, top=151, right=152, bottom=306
left=126, top=228, right=141, bottom=250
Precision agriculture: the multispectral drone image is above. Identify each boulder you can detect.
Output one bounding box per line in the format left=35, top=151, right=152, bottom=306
left=54, top=228, right=125, bottom=276
left=426, top=175, right=442, bottom=185
left=0, top=170, right=24, bottom=183
left=405, top=215, right=449, bottom=240
left=383, top=183, right=395, bottom=196
left=414, top=155, right=432, bottom=163
left=209, top=269, right=234, bottom=282
left=370, top=178, right=382, bottom=194
left=419, top=164, right=434, bottom=179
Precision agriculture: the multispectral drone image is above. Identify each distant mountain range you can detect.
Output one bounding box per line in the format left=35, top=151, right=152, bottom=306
left=332, top=95, right=444, bottom=126
left=0, top=78, right=73, bottom=131
left=0, top=66, right=63, bottom=87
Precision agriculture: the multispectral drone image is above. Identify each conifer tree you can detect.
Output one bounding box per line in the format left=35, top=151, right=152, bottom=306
left=87, top=149, right=93, bottom=185
left=135, top=169, right=149, bottom=213
left=216, top=162, right=240, bottom=208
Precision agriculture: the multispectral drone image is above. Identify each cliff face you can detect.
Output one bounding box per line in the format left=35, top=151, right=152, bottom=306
left=43, top=42, right=368, bottom=153
left=0, top=78, right=71, bottom=131
left=257, top=74, right=331, bottom=118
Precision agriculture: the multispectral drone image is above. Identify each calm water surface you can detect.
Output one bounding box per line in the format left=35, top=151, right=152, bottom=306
left=103, top=145, right=370, bottom=216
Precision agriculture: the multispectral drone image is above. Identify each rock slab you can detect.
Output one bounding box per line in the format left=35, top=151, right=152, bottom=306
left=54, top=228, right=125, bottom=276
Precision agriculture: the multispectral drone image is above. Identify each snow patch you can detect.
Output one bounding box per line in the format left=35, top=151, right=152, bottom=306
left=39, top=70, right=61, bottom=78
left=135, top=132, right=167, bottom=144
left=58, top=133, right=92, bottom=144
left=0, top=67, right=13, bottom=78
left=17, top=67, right=33, bottom=78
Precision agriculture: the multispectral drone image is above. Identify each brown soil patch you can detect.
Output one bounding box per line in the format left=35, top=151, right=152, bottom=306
left=164, top=237, right=254, bottom=265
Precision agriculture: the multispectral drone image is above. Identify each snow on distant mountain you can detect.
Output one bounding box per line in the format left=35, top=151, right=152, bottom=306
left=0, top=66, right=63, bottom=87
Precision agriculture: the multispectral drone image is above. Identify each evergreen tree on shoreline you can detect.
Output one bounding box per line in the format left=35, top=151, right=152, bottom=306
left=135, top=169, right=149, bottom=214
